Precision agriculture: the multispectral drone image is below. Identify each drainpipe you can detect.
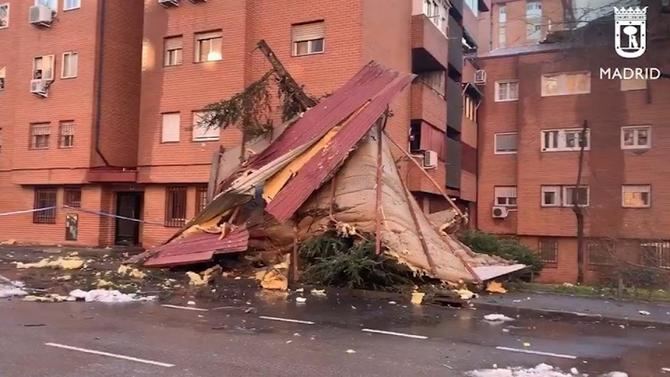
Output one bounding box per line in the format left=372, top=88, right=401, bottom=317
left=93, top=0, right=112, bottom=167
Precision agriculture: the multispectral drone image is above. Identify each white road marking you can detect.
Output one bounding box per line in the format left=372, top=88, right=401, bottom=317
left=161, top=304, right=209, bottom=312
left=258, top=315, right=315, bottom=325
left=44, top=343, right=175, bottom=368
left=662, top=367, right=670, bottom=373
left=495, top=346, right=577, bottom=360
left=361, top=328, right=428, bottom=340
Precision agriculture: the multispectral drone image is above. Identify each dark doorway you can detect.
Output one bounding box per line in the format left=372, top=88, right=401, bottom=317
left=115, top=192, right=143, bottom=246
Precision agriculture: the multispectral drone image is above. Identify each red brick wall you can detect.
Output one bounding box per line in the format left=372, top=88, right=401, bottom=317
left=96, top=0, right=144, bottom=168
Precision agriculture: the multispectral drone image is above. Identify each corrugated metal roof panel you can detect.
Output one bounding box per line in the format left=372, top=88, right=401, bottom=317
left=266, top=74, right=414, bottom=222
left=144, top=228, right=249, bottom=268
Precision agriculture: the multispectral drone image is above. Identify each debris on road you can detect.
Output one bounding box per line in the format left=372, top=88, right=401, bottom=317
left=69, top=289, right=156, bottom=303
left=16, top=257, right=84, bottom=270
left=411, top=291, right=425, bottom=305
left=345, top=349, right=356, bottom=354
left=117, top=265, right=146, bottom=279
left=259, top=268, right=288, bottom=291
left=486, top=281, right=507, bottom=294
left=457, top=288, right=478, bottom=300
left=467, top=363, right=626, bottom=377
left=296, top=297, right=307, bottom=304
left=483, top=314, right=515, bottom=323
left=23, top=294, right=74, bottom=303
left=0, top=286, right=27, bottom=298
left=311, top=289, right=326, bottom=297
left=639, top=310, right=651, bottom=316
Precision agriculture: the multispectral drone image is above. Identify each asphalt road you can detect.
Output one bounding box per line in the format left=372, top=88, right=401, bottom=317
left=1, top=291, right=669, bottom=377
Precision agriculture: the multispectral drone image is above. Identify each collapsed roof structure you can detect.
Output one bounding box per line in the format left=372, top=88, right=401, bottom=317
left=136, top=62, right=523, bottom=283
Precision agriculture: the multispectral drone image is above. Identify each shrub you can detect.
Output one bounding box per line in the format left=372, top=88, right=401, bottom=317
left=458, top=230, right=544, bottom=276
left=299, top=233, right=415, bottom=290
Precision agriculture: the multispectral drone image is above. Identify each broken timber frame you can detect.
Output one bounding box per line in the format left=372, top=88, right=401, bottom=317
left=374, top=111, right=389, bottom=255
left=384, top=132, right=465, bottom=220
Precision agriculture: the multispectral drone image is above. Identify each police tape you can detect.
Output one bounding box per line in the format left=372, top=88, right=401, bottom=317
left=62, top=206, right=166, bottom=226
left=0, top=207, right=56, bottom=216
left=0, top=206, right=167, bottom=227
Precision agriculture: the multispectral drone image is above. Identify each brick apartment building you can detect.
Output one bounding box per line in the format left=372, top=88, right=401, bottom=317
left=0, top=0, right=487, bottom=248
left=476, top=0, right=670, bottom=282
left=0, top=0, right=143, bottom=246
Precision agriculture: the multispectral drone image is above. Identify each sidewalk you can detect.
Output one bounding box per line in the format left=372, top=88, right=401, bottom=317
left=474, top=291, right=670, bottom=327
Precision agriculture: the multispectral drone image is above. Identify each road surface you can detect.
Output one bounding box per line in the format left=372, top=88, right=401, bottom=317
left=1, top=291, right=669, bottom=376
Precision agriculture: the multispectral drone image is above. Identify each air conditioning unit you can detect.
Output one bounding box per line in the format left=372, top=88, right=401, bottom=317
left=474, top=70, right=487, bottom=84
left=29, top=5, right=53, bottom=26
left=158, top=0, right=180, bottom=7
left=423, top=150, right=438, bottom=169
left=492, top=206, right=509, bottom=219
left=30, top=79, right=49, bottom=97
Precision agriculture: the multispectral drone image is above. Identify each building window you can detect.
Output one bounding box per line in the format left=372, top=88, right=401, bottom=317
left=641, top=241, right=670, bottom=269
left=494, top=186, right=517, bottom=208
left=0, top=128, right=3, bottom=153
left=61, top=52, right=78, bottom=79
left=63, top=0, right=80, bottom=11
left=621, top=125, right=651, bottom=150
left=59, top=122, right=74, bottom=148
left=587, top=239, right=615, bottom=266
left=33, top=187, right=57, bottom=224
left=620, top=79, right=646, bottom=91
left=164, top=36, right=183, bottom=66
left=192, top=111, right=219, bottom=141
left=464, top=95, right=477, bottom=121
left=0, top=66, right=5, bottom=90
left=292, top=21, right=325, bottom=56
left=424, top=0, right=447, bottom=33
left=64, top=187, right=81, bottom=208
left=622, top=185, right=651, bottom=208
left=33, top=55, right=55, bottom=81
left=194, top=30, right=222, bottom=62
left=161, top=112, right=180, bottom=143
left=498, top=4, right=506, bottom=49
left=195, top=185, right=208, bottom=214
left=541, top=72, right=591, bottom=96
left=541, top=128, right=590, bottom=152
left=563, top=186, right=589, bottom=207
left=540, top=186, right=561, bottom=207
left=495, top=80, right=519, bottom=102
left=526, top=0, right=542, bottom=40
left=464, top=0, right=478, bottom=16
left=494, top=132, right=517, bottom=154
left=0, top=3, right=9, bottom=29
left=165, top=185, right=187, bottom=228
left=538, top=238, right=558, bottom=264
left=35, top=0, right=57, bottom=10
left=30, top=124, right=51, bottom=149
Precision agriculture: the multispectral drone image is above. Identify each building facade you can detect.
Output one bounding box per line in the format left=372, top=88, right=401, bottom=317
left=476, top=0, right=670, bottom=282
left=0, top=0, right=486, bottom=248
left=0, top=0, right=143, bottom=246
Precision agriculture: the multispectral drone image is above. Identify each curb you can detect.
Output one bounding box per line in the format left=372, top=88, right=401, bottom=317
left=474, top=301, right=670, bottom=329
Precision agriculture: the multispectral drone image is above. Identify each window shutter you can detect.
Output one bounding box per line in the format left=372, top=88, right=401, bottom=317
left=495, top=186, right=517, bottom=198
left=165, top=36, right=182, bottom=50
left=196, top=31, right=222, bottom=41
left=161, top=113, right=180, bottom=142
left=32, top=125, right=51, bottom=135
left=292, top=21, right=325, bottom=42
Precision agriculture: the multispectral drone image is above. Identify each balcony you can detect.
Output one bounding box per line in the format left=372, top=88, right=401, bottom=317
left=405, top=158, right=447, bottom=195
left=410, top=81, right=447, bottom=130
left=447, top=15, right=463, bottom=72
left=447, top=77, right=463, bottom=131
left=411, top=14, right=448, bottom=72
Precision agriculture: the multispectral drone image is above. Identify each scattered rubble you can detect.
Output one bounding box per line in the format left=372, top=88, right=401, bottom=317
left=411, top=291, right=425, bottom=305
left=639, top=310, right=651, bottom=316
left=0, top=286, right=27, bottom=298
left=23, top=294, right=74, bottom=303
left=483, top=314, right=515, bottom=323
left=0, top=239, right=17, bottom=246
left=259, top=268, right=288, bottom=291
left=486, top=281, right=507, bottom=294
left=296, top=297, right=307, bottom=304
left=467, top=364, right=627, bottom=377
left=16, top=257, right=84, bottom=270
left=117, top=265, right=146, bottom=279
left=69, top=289, right=156, bottom=303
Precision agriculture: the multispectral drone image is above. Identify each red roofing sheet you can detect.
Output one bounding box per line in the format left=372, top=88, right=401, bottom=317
left=144, top=228, right=249, bottom=268
left=246, top=62, right=399, bottom=171
left=266, top=74, right=414, bottom=222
